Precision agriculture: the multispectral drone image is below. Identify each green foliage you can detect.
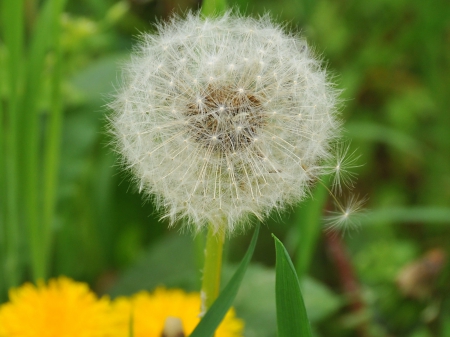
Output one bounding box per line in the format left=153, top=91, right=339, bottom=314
left=111, top=233, right=342, bottom=336
left=294, top=178, right=330, bottom=279
left=201, top=0, right=227, bottom=16
left=1, top=0, right=450, bottom=335
left=274, top=234, right=312, bottom=337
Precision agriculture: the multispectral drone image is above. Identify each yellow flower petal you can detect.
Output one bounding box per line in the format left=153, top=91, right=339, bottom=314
left=0, top=277, right=114, bottom=337
left=111, top=287, right=244, bottom=337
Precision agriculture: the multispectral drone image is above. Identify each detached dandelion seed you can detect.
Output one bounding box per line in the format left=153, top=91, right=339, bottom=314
left=325, top=195, right=367, bottom=233
left=327, top=142, right=361, bottom=195
left=109, top=12, right=343, bottom=234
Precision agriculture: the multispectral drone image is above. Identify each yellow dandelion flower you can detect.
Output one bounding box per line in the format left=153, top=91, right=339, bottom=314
left=0, top=277, right=114, bottom=337
left=111, top=288, right=244, bottom=337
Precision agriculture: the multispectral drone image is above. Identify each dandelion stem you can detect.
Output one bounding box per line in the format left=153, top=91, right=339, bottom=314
left=200, top=225, right=225, bottom=314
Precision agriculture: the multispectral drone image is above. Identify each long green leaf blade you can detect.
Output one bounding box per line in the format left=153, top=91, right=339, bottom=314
left=1, top=0, right=24, bottom=290
left=22, top=0, right=67, bottom=281
left=42, top=0, right=67, bottom=280
left=274, top=234, right=312, bottom=337
left=295, top=178, right=329, bottom=279
left=190, top=224, right=260, bottom=337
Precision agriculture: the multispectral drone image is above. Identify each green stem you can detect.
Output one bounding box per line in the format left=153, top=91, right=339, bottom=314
left=22, top=0, right=67, bottom=281
left=201, top=225, right=225, bottom=313
left=2, top=0, right=25, bottom=289
left=42, top=0, right=67, bottom=278
left=0, top=66, right=3, bottom=300
left=0, top=29, right=5, bottom=300
left=22, top=0, right=47, bottom=282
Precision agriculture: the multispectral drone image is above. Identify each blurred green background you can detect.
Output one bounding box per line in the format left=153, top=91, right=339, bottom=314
left=1, top=0, right=450, bottom=336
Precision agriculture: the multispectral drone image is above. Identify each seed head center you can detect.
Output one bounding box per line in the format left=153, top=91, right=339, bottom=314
left=185, top=86, right=265, bottom=154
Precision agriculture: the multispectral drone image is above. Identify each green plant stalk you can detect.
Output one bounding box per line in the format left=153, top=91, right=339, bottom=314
left=194, top=233, right=206, bottom=288
left=22, top=0, right=49, bottom=282
left=22, top=0, right=66, bottom=281
left=191, top=225, right=259, bottom=337
left=295, top=177, right=330, bottom=279
left=42, top=0, right=67, bottom=278
left=201, top=225, right=225, bottom=313
left=201, top=0, right=227, bottom=16
left=2, top=0, right=25, bottom=289
left=0, top=67, right=3, bottom=299
left=0, top=38, right=5, bottom=300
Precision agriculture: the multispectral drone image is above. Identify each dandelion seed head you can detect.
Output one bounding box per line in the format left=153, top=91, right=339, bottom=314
left=109, top=11, right=342, bottom=234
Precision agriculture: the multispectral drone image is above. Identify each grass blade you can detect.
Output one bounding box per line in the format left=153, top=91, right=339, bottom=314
left=1, top=0, right=25, bottom=289
left=42, top=0, right=67, bottom=279
left=274, top=234, right=313, bottom=337
left=295, top=179, right=329, bottom=279
left=190, top=224, right=259, bottom=337
left=22, top=0, right=67, bottom=281
left=0, top=34, right=5, bottom=299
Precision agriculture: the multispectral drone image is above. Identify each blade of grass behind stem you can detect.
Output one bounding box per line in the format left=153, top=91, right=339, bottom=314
left=42, top=0, right=67, bottom=278
left=0, top=45, right=5, bottom=300
left=295, top=178, right=329, bottom=279
left=201, top=0, right=227, bottom=17
left=1, top=0, right=25, bottom=289
left=22, top=0, right=66, bottom=281
left=190, top=224, right=259, bottom=337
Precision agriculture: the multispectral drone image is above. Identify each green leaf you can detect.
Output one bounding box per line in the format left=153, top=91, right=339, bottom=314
left=273, top=235, right=312, bottom=337
left=22, top=0, right=68, bottom=281
left=201, top=0, right=227, bottom=17
left=222, top=263, right=342, bottom=337
left=1, top=0, right=24, bottom=292
left=190, top=224, right=260, bottom=337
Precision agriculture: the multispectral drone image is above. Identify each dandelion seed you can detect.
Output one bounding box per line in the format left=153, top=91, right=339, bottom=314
left=109, top=11, right=343, bottom=234
left=326, top=142, right=361, bottom=195
left=325, top=195, right=367, bottom=233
